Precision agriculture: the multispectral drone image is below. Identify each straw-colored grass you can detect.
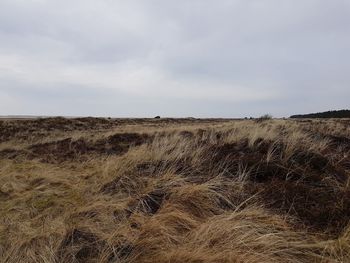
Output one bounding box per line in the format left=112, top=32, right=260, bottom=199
left=0, top=117, right=349, bottom=262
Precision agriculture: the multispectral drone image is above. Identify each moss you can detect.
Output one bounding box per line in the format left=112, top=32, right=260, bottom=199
left=26, top=190, right=84, bottom=214
left=26, top=194, right=57, bottom=212
left=0, top=225, right=7, bottom=246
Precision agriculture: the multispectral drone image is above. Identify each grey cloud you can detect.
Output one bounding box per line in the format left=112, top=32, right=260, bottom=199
left=0, top=0, right=349, bottom=117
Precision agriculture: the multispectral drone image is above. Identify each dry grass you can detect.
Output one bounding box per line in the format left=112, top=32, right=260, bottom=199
left=0, top=117, right=349, bottom=262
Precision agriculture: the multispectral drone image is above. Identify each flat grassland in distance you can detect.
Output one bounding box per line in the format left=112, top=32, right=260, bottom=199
left=0, top=117, right=350, bottom=263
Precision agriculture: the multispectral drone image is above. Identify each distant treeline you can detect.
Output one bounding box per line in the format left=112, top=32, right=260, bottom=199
left=290, top=110, right=350, bottom=119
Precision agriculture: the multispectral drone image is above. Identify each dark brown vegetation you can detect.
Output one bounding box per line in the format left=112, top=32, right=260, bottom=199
left=290, top=109, right=350, bottom=119
left=0, top=117, right=349, bottom=262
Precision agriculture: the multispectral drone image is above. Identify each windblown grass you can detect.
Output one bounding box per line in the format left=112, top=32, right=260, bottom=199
left=0, top=117, right=349, bottom=262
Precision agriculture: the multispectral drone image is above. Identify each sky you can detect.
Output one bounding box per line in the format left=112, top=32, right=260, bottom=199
left=0, top=0, right=349, bottom=118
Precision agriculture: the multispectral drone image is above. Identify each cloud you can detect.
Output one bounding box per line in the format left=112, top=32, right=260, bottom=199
left=0, top=0, right=349, bottom=117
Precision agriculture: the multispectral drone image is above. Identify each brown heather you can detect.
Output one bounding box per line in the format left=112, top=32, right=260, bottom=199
left=0, top=117, right=349, bottom=262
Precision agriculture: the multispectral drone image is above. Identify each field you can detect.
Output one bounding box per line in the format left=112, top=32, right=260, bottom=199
left=0, top=117, right=350, bottom=263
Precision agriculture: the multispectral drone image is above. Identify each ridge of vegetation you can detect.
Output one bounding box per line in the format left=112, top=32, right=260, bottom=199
left=290, top=109, right=350, bottom=119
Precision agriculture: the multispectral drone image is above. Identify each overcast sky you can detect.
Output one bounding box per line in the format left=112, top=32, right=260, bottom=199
left=0, top=0, right=349, bottom=117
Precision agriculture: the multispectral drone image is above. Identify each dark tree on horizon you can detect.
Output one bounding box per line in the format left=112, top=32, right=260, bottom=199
left=290, top=109, right=350, bottom=119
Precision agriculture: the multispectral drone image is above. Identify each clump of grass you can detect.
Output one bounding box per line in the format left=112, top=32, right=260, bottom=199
left=256, top=114, right=273, bottom=123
